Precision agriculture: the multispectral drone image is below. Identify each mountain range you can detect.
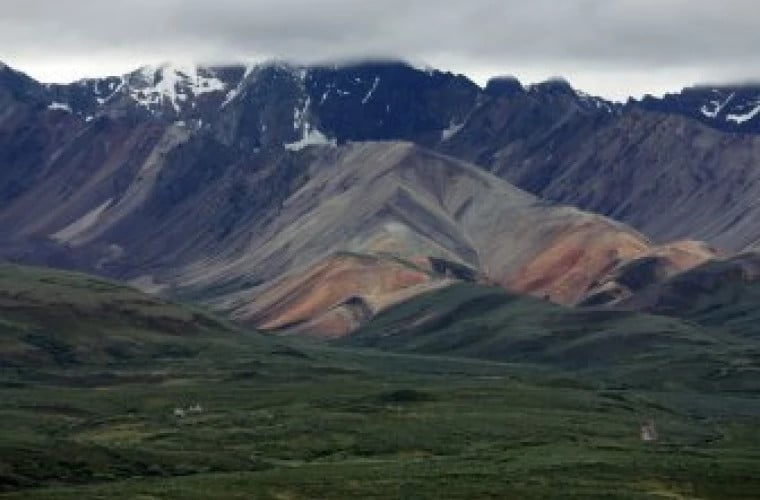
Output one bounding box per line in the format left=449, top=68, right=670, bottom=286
left=3, top=57, right=760, bottom=498
left=2, top=58, right=760, bottom=336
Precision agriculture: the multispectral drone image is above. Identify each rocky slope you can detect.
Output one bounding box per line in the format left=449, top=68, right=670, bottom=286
left=438, top=84, right=760, bottom=252
left=8, top=58, right=760, bottom=254
left=0, top=106, right=702, bottom=337
left=205, top=142, right=673, bottom=335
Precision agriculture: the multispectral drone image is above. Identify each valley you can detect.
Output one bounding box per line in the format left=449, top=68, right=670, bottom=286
left=0, top=264, right=757, bottom=498
left=2, top=56, right=760, bottom=498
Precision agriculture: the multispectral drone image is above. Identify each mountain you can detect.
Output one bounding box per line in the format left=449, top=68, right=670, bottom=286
left=6, top=57, right=760, bottom=337
left=35, top=60, right=479, bottom=149
left=46, top=64, right=246, bottom=122
left=2, top=60, right=760, bottom=499
left=2, top=127, right=699, bottom=337
left=216, top=141, right=678, bottom=336
left=436, top=83, right=760, bottom=252
left=635, top=84, right=760, bottom=134
left=9, top=58, right=760, bottom=254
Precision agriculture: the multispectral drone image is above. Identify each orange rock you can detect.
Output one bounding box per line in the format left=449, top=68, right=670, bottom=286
left=234, top=253, right=436, bottom=336
left=508, top=221, right=650, bottom=304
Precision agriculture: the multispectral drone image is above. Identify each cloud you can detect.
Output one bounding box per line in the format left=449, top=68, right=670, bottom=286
left=1, top=0, right=758, bottom=100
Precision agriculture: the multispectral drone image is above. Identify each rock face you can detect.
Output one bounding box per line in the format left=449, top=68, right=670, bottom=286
left=438, top=91, right=760, bottom=252
left=233, top=253, right=450, bottom=339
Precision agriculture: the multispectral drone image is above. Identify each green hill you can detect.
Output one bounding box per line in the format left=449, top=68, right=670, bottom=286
left=349, top=283, right=760, bottom=391
left=623, top=253, right=760, bottom=339
left=0, top=263, right=248, bottom=369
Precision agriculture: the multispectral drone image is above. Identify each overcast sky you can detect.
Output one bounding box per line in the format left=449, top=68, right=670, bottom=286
left=1, top=0, right=758, bottom=101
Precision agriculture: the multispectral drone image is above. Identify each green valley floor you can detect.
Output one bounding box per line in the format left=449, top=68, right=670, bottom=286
left=0, top=265, right=758, bottom=498
left=1, top=343, right=759, bottom=499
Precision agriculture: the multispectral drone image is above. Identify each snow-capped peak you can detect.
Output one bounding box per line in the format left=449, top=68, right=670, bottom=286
left=127, top=63, right=227, bottom=113
left=639, top=85, right=760, bottom=130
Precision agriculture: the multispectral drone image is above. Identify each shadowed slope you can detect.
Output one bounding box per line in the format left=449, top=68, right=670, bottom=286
left=442, top=101, right=760, bottom=251
left=622, top=252, right=760, bottom=339
left=0, top=264, right=242, bottom=368
left=580, top=240, right=717, bottom=306
left=349, top=282, right=760, bottom=390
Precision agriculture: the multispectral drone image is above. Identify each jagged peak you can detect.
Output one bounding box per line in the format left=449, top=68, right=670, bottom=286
left=484, top=75, right=524, bottom=97
left=120, top=62, right=230, bottom=113
left=528, top=77, right=576, bottom=96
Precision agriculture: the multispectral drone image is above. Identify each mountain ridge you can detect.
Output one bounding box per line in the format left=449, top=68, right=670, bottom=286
left=2, top=57, right=758, bottom=336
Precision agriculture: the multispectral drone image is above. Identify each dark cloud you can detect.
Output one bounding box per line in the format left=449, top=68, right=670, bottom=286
left=1, top=0, right=758, bottom=99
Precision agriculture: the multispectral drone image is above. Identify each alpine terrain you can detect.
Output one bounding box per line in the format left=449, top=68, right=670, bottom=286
left=0, top=56, right=759, bottom=499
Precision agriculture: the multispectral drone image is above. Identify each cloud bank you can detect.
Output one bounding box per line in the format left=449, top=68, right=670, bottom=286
left=2, top=0, right=758, bottom=100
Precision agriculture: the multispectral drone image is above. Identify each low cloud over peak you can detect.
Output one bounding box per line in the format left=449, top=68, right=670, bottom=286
left=2, top=0, right=758, bottom=100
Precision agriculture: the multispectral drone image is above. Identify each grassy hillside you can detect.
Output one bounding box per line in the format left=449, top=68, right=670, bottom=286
left=623, top=254, right=760, bottom=340
left=0, top=265, right=759, bottom=498
left=349, top=283, right=760, bottom=391
left=0, top=263, right=252, bottom=369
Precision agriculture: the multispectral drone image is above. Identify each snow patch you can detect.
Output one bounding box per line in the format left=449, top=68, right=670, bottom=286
left=320, top=83, right=335, bottom=104
left=727, top=102, right=760, bottom=124
left=221, top=64, right=255, bottom=108
left=47, top=102, right=72, bottom=113
left=700, top=92, right=735, bottom=119
left=293, top=97, right=311, bottom=131
left=441, top=121, right=465, bottom=141
left=284, top=124, right=336, bottom=151
left=577, top=91, right=616, bottom=112
left=285, top=96, right=336, bottom=150
left=362, top=77, right=380, bottom=104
